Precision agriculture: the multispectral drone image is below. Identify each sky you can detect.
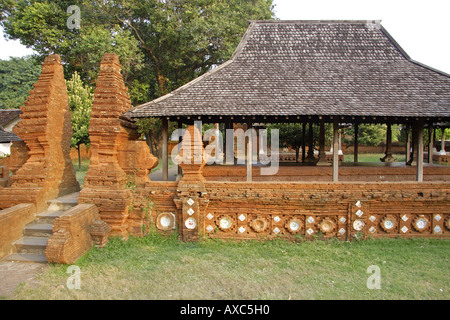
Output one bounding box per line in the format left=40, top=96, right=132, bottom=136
left=1, top=0, right=449, bottom=74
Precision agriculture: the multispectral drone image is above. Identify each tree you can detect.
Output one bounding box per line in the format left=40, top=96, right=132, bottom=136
left=66, top=71, right=93, bottom=169
left=1, top=0, right=274, bottom=102
left=343, top=124, right=387, bottom=147
left=0, top=55, right=41, bottom=109
left=267, top=123, right=304, bottom=162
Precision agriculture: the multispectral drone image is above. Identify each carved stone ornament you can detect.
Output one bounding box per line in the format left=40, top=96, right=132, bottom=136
left=250, top=217, right=269, bottom=233
left=319, top=218, right=337, bottom=234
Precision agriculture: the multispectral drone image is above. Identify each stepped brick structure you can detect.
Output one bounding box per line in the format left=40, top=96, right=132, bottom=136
left=78, top=53, right=158, bottom=238
left=0, top=54, right=79, bottom=212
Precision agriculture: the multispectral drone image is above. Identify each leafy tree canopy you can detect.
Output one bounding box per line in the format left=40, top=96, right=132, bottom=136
left=1, top=0, right=275, bottom=104
left=0, top=55, right=41, bottom=109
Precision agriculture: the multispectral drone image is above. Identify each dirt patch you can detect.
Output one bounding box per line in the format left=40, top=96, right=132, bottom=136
left=0, top=261, right=46, bottom=298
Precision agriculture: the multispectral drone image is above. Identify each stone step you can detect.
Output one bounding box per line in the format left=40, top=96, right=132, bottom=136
left=35, top=210, right=64, bottom=224
left=3, top=253, right=47, bottom=263
left=24, top=223, right=53, bottom=237
left=14, top=237, right=48, bottom=254
left=46, top=197, right=78, bottom=212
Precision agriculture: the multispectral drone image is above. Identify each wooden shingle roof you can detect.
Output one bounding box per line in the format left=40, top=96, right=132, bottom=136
left=127, top=20, right=450, bottom=121
left=0, top=126, right=21, bottom=143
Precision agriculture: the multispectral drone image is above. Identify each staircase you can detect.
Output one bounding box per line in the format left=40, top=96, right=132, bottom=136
left=3, top=192, right=79, bottom=263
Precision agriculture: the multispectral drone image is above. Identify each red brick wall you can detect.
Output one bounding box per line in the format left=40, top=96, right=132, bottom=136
left=0, top=203, right=36, bottom=258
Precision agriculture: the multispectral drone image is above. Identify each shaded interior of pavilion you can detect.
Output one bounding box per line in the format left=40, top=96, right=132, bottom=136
left=148, top=115, right=450, bottom=183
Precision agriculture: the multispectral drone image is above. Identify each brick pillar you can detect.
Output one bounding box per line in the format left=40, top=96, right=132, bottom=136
left=78, top=53, right=157, bottom=238
left=174, top=125, right=209, bottom=241
left=0, top=54, right=80, bottom=211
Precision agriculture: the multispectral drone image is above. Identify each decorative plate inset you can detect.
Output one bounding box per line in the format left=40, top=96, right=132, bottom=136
left=285, top=217, right=303, bottom=234
left=412, top=215, right=429, bottom=232
left=219, top=217, right=232, bottom=230
left=353, top=219, right=365, bottom=231
left=250, top=217, right=269, bottom=233
left=185, top=217, right=196, bottom=230
left=319, top=218, right=336, bottom=235
left=380, top=215, right=397, bottom=233
left=156, top=212, right=176, bottom=231
left=216, top=215, right=235, bottom=232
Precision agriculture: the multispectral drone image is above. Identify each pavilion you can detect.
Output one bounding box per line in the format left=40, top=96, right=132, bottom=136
left=127, top=20, right=450, bottom=183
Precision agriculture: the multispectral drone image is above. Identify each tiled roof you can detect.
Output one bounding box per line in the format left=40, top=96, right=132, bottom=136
left=0, top=109, right=22, bottom=127
left=127, top=20, right=450, bottom=119
left=0, top=126, right=21, bottom=143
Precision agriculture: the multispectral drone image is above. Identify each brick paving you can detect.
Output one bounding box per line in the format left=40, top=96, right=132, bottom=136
left=0, top=261, right=46, bottom=298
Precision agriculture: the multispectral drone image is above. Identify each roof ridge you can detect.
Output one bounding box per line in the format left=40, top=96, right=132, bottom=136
left=249, top=19, right=382, bottom=24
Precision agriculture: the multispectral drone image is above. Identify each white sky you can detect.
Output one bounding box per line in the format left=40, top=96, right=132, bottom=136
left=1, top=0, right=449, bottom=74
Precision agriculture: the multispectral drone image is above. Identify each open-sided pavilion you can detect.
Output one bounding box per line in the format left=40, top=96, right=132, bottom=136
left=128, top=20, right=450, bottom=184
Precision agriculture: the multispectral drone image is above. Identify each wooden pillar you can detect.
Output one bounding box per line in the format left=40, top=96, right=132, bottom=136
left=177, top=120, right=183, bottom=176
left=417, top=121, right=424, bottom=182
left=247, top=122, right=253, bottom=182
left=440, top=128, right=446, bottom=155
left=225, top=121, right=234, bottom=164
left=406, top=125, right=412, bottom=165
left=302, top=121, right=306, bottom=162
left=354, top=123, right=359, bottom=163
left=317, top=119, right=327, bottom=165
left=381, top=123, right=396, bottom=162
left=332, top=119, right=339, bottom=182
left=428, top=125, right=434, bottom=164
left=305, top=122, right=315, bottom=162
left=162, top=118, right=169, bottom=181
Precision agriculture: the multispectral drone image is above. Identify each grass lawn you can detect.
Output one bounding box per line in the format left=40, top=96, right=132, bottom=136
left=343, top=153, right=406, bottom=163
left=10, top=234, right=449, bottom=300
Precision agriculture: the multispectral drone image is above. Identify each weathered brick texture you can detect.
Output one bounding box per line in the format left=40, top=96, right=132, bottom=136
left=78, top=53, right=157, bottom=238
left=0, top=55, right=79, bottom=212
left=45, top=204, right=110, bottom=264
left=0, top=204, right=36, bottom=259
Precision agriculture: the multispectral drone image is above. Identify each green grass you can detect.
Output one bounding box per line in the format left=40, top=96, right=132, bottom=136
left=343, top=153, right=406, bottom=163
left=11, top=234, right=450, bottom=300
left=72, top=159, right=90, bottom=188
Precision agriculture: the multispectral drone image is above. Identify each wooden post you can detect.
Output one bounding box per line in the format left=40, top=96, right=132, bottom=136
left=247, top=122, right=253, bottom=182
left=332, top=119, right=339, bottom=182
left=354, top=123, right=359, bottom=163
left=417, top=121, right=424, bottom=182
left=440, top=128, right=446, bottom=155
left=317, top=119, right=327, bottom=165
left=381, top=123, right=395, bottom=162
left=406, top=125, right=411, bottom=165
left=162, top=118, right=169, bottom=181
left=177, top=120, right=182, bottom=176
left=302, top=121, right=306, bottom=162
left=305, top=122, right=315, bottom=162
left=428, top=125, right=434, bottom=164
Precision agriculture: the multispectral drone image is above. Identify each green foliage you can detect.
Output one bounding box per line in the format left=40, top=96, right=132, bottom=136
left=0, top=55, right=41, bottom=109
left=343, top=124, right=387, bottom=146
left=66, top=71, right=92, bottom=148
left=1, top=0, right=275, bottom=104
